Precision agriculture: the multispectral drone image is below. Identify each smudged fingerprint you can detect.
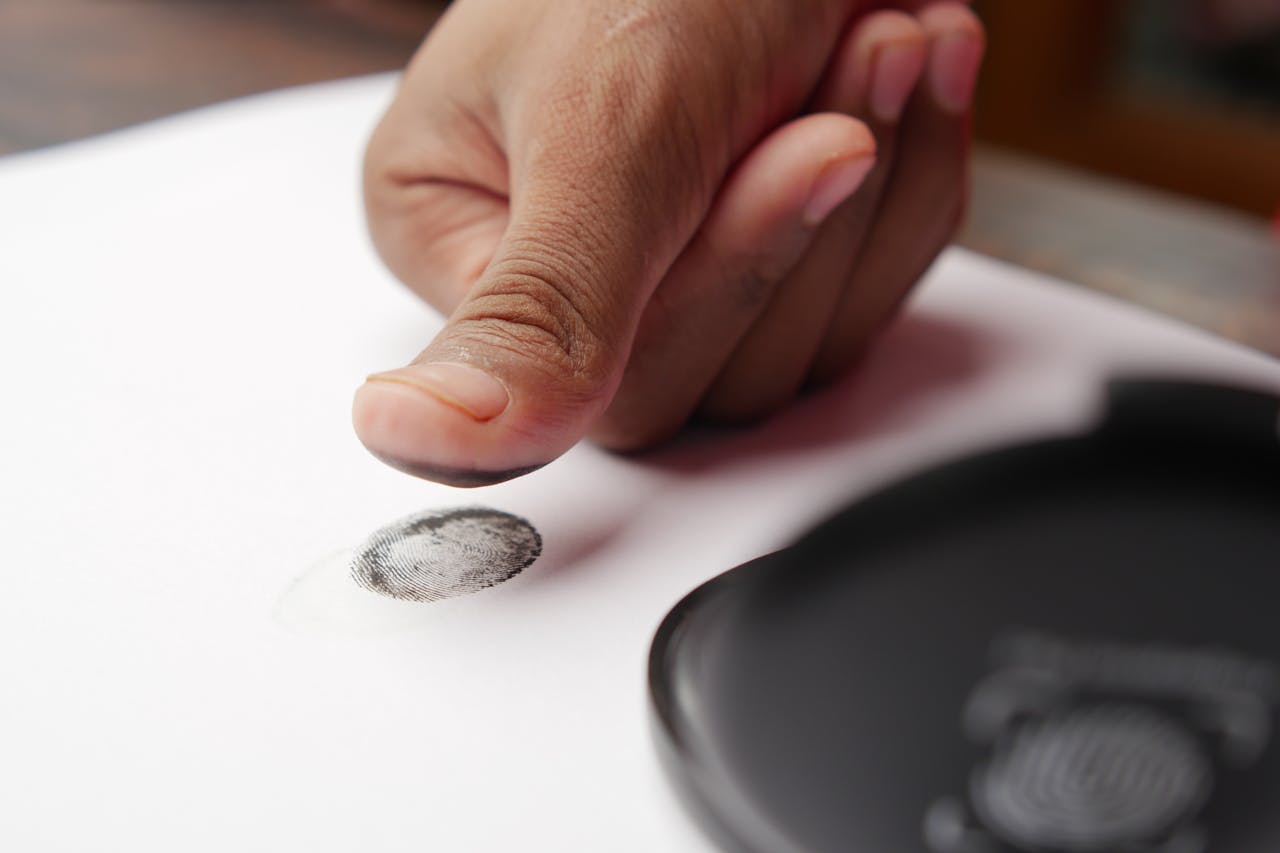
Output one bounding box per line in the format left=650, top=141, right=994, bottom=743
left=351, top=507, right=542, bottom=602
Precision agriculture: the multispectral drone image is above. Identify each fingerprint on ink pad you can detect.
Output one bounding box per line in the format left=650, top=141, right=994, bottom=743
left=350, top=507, right=542, bottom=602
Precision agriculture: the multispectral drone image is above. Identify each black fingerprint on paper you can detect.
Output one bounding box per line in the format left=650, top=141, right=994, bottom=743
left=351, top=507, right=542, bottom=602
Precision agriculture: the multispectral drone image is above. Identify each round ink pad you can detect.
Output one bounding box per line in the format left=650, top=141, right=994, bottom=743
left=649, top=380, right=1280, bottom=853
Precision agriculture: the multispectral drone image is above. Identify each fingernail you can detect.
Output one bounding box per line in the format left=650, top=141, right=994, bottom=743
left=804, top=154, right=875, bottom=227
left=365, top=362, right=509, bottom=422
left=929, top=31, right=984, bottom=115
left=870, top=41, right=925, bottom=124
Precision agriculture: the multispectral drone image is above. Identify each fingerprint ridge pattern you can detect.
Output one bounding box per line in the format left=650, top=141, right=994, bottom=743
left=351, top=507, right=543, bottom=602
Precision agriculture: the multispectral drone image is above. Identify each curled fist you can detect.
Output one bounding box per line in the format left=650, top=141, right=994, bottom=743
left=355, top=0, right=984, bottom=485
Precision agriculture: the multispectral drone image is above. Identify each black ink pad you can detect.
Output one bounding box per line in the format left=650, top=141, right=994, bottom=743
left=649, top=379, right=1280, bottom=853
left=351, top=507, right=542, bottom=602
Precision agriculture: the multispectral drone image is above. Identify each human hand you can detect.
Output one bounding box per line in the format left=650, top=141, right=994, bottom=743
left=354, top=0, right=984, bottom=485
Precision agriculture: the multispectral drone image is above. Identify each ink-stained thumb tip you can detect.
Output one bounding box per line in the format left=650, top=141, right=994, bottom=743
left=352, top=377, right=548, bottom=487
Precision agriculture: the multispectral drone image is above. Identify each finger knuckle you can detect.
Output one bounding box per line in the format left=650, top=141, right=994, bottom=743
left=732, top=264, right=783, bottom=312
left=719, top=242, right=801, bottom=311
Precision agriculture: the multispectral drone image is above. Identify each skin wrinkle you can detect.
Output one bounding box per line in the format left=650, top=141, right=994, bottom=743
left=511, top=142, right=675, bottom=345
left=454, top=286, right=583, bottom=374
left=375, top=94, right=508, bottom=196
left=451, top=272, right=621, bottom=395
left=418, top=320, right=602, bottom=434
left=494, top=228, right=616, bottom=340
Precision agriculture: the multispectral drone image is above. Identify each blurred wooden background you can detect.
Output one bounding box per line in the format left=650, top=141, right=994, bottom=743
left=2, top=0, right=1276, bottom=356
left=0, top=0, right=442, bottom=153
left=975, top=0, right=1280, bottom=218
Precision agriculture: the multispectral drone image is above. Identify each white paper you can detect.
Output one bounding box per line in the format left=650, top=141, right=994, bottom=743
left=1, top=74, right=1277, bottom=852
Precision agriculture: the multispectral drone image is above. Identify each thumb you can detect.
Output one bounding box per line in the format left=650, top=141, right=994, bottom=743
left=353, top=125, right=703, bottom=486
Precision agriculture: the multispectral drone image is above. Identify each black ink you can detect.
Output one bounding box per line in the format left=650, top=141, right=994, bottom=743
left=351, top=507, right=542, bottom=602
left=368, top=448, right=547, bottom=487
